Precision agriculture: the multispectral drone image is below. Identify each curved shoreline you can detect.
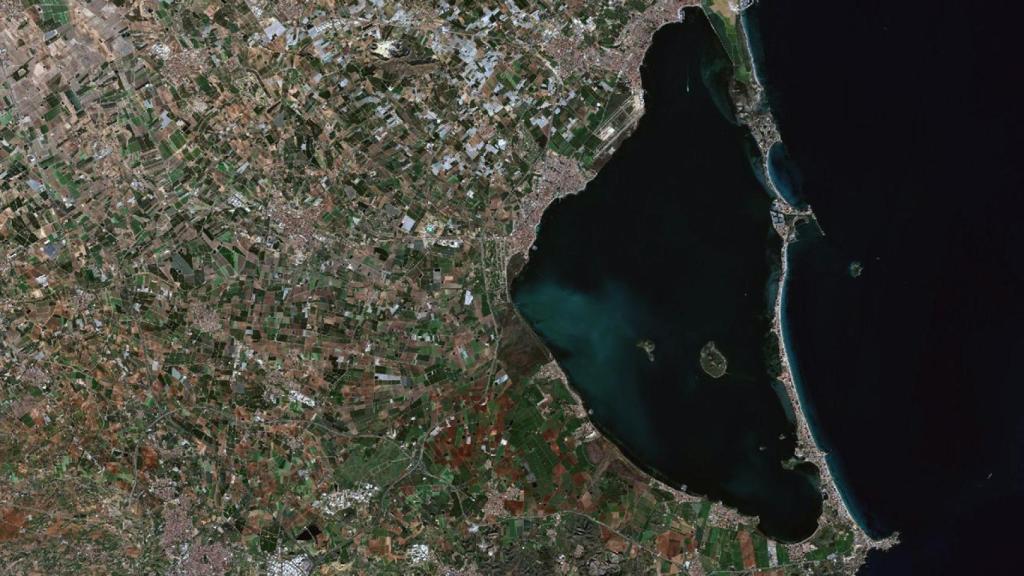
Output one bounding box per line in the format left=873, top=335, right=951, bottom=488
left=504, top=4, right=786, bottom=542
left=737, top=6, right=899, bottom=554
left=502, top=1, right=897, bottom=566
left=531, top=358, right=760, bottom=527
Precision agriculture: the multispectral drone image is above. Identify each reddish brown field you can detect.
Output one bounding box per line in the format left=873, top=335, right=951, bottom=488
left=738, top=530, right=757, bottom=571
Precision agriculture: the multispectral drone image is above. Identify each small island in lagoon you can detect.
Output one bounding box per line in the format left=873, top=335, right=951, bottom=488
left=699, top=340, right=728, bottom=378
left=636, top=339, right=656, bottom=362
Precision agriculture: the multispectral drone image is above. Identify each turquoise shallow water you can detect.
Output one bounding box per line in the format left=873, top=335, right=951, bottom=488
left=513, top=11, right=821, bottom=542
left=515, top=281, right=659, bottom=455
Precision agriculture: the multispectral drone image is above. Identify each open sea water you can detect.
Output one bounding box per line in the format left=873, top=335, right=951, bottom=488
left=745, top=0, right=1024, bottom=572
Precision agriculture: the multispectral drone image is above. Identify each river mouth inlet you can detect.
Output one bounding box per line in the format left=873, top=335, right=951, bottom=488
left=511, top=12, right=822, bottom=542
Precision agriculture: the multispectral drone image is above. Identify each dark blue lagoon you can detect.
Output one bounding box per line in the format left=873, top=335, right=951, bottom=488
left=512, top=11, right=821, bottom=542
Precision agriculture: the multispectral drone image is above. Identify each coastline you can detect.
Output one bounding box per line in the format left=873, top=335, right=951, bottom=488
left=502, top=1, right=896, bottom=567
left=506, top=0, right=697, bottom=273
left=736, top=5, right=899, bottom=554
left=534, top=360, right=756, bottom=527
left=504, top=1, right=776, bottom=544
left=772, top=237, right=899, bottom=555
